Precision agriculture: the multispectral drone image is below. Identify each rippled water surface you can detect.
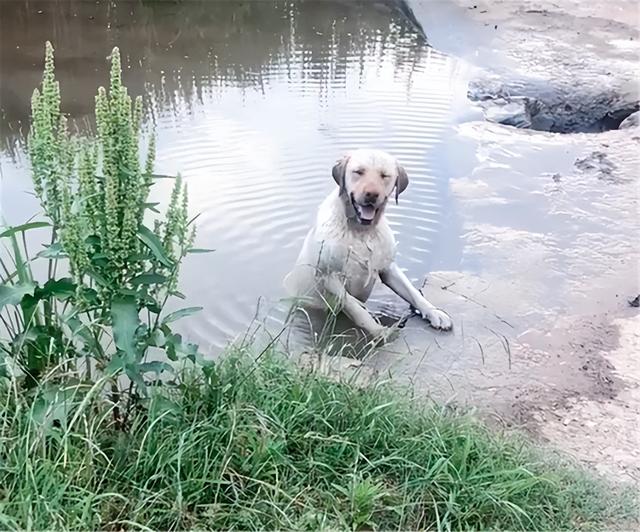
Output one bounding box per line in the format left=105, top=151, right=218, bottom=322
left=0, top=0, right=465, bottom=351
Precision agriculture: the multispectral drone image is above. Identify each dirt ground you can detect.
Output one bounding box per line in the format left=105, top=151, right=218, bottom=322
left=376, top=0, right=640, bottom=484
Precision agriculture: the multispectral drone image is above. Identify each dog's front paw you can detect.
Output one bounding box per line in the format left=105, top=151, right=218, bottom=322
left=421, top=308, right=453, bottom=331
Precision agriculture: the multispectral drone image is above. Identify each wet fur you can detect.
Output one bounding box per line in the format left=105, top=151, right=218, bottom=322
left=284, top=149, right=452, bottom=340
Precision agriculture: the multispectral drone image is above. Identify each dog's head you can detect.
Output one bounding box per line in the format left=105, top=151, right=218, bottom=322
left=332, top=149, right=408, bottom=226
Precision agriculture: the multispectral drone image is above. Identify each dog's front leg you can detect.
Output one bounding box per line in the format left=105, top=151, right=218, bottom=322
left=323, top=275, right=395, bottom=342
left=380, top=262, right=452, bottom=330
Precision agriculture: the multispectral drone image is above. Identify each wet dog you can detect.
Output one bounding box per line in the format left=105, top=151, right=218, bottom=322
left=284, top=149, right=452, bottom=342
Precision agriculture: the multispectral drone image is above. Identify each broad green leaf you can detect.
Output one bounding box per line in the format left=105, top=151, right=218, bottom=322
left=0, top=221, right=50, bottom=239
left=128, top=252, right=155, bottom=262
left=131, top=272, right=167, bottom=286
left=106, top=356, right=148, bottom=395
left=66, top=316, right=97, bottom=351
left=181, top=343, right=213, bottom=368
left=162, top=330, right=210, bottom=367
left=85, top=235, right=101, bottom=247
left=20, top=293, right=41, bottom=327
left=39, top=278, right=76, bottom=300
left=139, top=292, right=160, bottom=308
left=110, top=296, right=140, bottom=362
left=177, top=340, right=199, bottom=357
left=125, top=365, right=148, bottom=396
left=137, top=225, right=173, bottom=267
left=149, top=328, right=166, bottom=347
left=187, top=248, right=215, bottom=254
left=105, top=354, right=126, bottom=376
left=37, top=242, right=66, bottom=259
left=0, top=282, right=36, bottom=312
left=15, top=325, right=66, bottom=384
left=164, top=332, right=182, bottom=361
left=90, top=252, right=109, bottom=269
left=118, top=288, right=138, bottom=296
left=79, top=287, right=99, bottom=305
left=162, top=306, right=202, bottom=324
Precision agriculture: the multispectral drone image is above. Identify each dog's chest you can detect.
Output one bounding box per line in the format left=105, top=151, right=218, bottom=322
left=306, top=192, right=397, bottom=289
left=342, top=231, right=394, bottom=272
left=315, top=216, right=396, bottom=282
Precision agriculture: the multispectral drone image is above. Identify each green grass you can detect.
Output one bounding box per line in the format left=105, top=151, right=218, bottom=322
left=0, top=349, right=635, bottom=531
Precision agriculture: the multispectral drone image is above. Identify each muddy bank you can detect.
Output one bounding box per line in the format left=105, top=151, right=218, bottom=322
left=409, top=0, right=639, bottom=133
left=389, top=0, right=640, bottom=482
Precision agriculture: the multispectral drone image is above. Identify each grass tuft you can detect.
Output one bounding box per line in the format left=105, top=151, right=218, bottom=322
left=0, top=349, right=636, bottom=530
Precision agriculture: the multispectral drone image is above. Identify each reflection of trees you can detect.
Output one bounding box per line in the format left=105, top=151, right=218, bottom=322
left=0, top=0, right=428, bottom=154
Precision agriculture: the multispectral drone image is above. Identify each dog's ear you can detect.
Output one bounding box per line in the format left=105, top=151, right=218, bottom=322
left=332, top=155, right=349, bottom=192
left=395, top=163, right=409, bottom=203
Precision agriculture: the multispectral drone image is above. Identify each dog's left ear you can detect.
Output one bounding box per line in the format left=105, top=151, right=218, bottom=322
left=395, top=163, right=409, bottom=204
left=332, top=155, right=349, bottom=193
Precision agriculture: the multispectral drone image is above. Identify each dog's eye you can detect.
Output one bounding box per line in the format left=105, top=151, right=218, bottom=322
left=353, top=169, right=365, bottom=176
left=381, top=173, right=390, bottom=179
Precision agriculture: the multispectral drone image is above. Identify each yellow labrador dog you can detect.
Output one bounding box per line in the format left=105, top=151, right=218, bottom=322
left=284, top=149, right=452, bottom=342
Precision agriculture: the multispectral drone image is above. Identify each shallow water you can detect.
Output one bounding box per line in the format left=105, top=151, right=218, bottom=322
left=0, top=0, right=469, bottom=351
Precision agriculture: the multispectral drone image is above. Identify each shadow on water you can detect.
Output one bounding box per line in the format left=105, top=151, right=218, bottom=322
left=0, top=0, right=464, bottom=352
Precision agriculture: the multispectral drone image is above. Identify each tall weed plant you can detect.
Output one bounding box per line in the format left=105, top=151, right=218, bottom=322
left=0, top=42, right=209, bottom=427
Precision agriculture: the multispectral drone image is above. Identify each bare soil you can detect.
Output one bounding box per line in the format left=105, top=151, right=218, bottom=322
left=390, top=0, right=640, bottom=484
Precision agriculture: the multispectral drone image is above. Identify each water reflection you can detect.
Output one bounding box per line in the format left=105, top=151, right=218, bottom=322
left=0, top=0, right=461, bottom=352
left=0, top=0, right=428, bottom=152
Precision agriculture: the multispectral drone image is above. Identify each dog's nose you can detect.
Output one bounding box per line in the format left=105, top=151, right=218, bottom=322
left=363, top=191, right=379, bottom=204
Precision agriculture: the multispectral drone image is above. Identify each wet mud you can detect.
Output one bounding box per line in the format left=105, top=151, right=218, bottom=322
left=400, top=0, right=640, bottom=483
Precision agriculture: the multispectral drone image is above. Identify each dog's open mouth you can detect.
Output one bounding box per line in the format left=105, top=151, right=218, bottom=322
left=351, top=195, right=378, bottom=225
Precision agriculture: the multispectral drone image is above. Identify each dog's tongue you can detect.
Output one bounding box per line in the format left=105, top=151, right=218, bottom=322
left=359, top=205, right=376, bottom=221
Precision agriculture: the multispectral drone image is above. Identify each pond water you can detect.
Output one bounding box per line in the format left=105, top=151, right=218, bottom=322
left=0, top=0, right=470, bottom=352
